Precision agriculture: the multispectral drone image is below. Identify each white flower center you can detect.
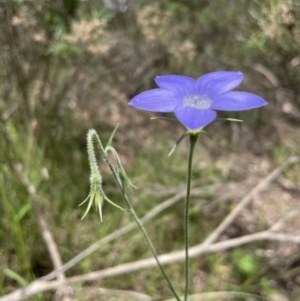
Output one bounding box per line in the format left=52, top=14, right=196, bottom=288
left=183, top=94, right=212, bottom=109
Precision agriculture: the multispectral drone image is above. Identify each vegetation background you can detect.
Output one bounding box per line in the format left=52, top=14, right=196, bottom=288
left=1, top=0, right=300, bottom=300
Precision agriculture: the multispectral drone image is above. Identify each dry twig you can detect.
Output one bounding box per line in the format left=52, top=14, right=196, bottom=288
left=15, top=165, right=74, bottom=301
left=202, top=156, right=300, bottom=246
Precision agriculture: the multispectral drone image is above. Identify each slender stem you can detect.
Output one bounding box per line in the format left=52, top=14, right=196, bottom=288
left=129, top=208, right=181, bottom=301
left=90, top=130, right=181, bottom=301
left=184, top=133, right=198, bottom=301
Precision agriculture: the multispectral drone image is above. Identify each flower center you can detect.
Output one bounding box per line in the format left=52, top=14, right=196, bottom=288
left=182, top=94, right=212, bottom=109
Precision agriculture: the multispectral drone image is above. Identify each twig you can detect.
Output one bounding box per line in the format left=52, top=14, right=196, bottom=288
left=270, top=206, right=300, bottom=232
left=15, top=165, right=74, bottom=301
left=165, top=291, right=270, bottom=301
left=202, top=156, right=300, bottom=247
left=61, top=233, right=300, bottom=282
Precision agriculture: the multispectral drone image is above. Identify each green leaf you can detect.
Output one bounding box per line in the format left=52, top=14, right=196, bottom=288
left=237, top=254, right=258, bottom=275
left=151, top=116, right=181, bottom=124
left=104, top=195, right=126, bottom=211
left=168, top=132, right=189, bottom=157
left=200, top=131, right=216, bottom=142
left=4, top=269, right=28, bottom=287
left=16, top=202, right=31, bottom=222
left=107, top=123, right=119, bottom=147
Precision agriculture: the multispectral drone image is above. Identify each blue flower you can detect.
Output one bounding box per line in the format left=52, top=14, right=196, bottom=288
left=129, top=71, right=267, bottom=131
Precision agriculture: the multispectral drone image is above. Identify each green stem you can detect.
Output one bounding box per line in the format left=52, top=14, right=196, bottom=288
left=184, top=133, right=198, bottom=301
left=89, top=129, right=181, bottom=301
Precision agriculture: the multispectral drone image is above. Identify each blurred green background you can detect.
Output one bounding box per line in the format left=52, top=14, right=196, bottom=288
left=1, top=0, right=300, bottom=300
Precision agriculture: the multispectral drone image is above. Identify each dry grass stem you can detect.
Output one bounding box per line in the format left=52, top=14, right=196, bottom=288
left=15, top=166, right=74, bottom=301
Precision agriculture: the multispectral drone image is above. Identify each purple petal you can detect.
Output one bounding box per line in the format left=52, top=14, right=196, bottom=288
left=210, top=91, right=267, bottom=111
left=129, top=88, right=178, bottom=112
left=174, top=106, right=217, bottom=130
left=196, top=71, right=243, bottom=99
left=155, top=75, right=196, bottom=98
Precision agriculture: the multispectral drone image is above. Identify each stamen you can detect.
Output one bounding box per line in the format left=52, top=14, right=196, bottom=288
left=183, top=94, right=212, bottom=109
